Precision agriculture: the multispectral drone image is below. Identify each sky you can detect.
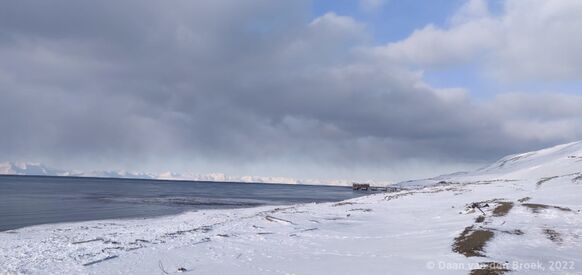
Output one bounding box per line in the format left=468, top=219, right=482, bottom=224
left=1, top=0, right=582, bottom=182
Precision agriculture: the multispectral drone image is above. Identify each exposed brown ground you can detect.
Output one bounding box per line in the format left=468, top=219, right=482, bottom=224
left=452, top=226, right=495, bottom=257
left=522, top=203, right=572, bottom=213
left=470, top=262, right=510, bottom=275
left=492, top=202, right=514, bottom=217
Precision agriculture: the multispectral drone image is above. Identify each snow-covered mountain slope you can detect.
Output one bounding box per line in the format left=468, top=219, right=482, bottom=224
left=1, top=142, right=581, bottom=274
left=398, top=140, right=582, bottom=188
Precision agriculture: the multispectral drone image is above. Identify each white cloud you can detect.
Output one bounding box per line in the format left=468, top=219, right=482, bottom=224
left=359, top=0, right=386, bottom=13
left=308, top=12, right=367, bottom=44
left=374, top=20, right=500, bottom=67
left=376, top=0, right=582, bottom=82
left=309, top=12, right=364, bottom=32
left=450, top=0, right=490, bottom=25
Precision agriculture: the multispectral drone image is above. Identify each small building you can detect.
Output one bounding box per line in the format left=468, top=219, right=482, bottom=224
left=352, top=183, right=370, bottom=191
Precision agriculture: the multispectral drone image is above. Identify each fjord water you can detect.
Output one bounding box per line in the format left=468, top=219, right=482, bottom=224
left=0, top=175, right=362, bottom=231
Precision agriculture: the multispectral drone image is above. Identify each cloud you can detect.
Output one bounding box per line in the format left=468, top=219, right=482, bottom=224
left=0, top=0, right=581, bottom=181
left=376, top=0, right=582, bottom=82
left=359, top=0, right=386, bottom=13
left=486, top=92, right=582, bottom=142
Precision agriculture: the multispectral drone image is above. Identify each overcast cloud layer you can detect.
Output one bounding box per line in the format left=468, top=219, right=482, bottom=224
left=1, top=0, right=581, bottom=181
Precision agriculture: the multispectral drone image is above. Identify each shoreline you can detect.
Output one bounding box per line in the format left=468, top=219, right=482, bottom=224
left=2, top=143, right=581, bottom=274
left=2, top=176, right=580, bottom=274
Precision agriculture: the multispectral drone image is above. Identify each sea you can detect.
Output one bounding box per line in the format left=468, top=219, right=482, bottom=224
left=0, top=175, right=365, bottom=231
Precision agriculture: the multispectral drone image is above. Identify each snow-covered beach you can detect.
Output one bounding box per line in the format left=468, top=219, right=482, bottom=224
left=2, top=142, right=582, bottom=274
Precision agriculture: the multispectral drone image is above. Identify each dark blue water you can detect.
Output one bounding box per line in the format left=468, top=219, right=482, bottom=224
left=0, top=175, right=362, bottom=231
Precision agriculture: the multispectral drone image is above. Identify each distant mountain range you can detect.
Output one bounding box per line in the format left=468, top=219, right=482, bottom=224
left=0, top=162, right=367, bottom=186
left=0, top=162, right=73, bottom=177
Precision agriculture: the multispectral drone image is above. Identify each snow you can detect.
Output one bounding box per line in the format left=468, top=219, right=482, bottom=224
left=0, top=162, right=69, bottom=177
left=396, top=140, right=582, bottom=188
left=1, top=141, right=582, bottom=274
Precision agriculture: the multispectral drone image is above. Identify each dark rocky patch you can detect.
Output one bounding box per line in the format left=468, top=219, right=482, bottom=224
left=536, top=176, right=558, bottom=187
left=517, top=197, right=531, bottom=203
left=492, top=202, right=514, bottom=217
left=470, top=262, right=510, bottom=275
left=332, top=202, right=355, bottom=207
left=522, top=203, right=572, bottom=213
left=452, top=226, right=494, bottom=257
left=543, top=228, right=563, bottom=244
left=484, top=227, right=524, bottom=235
left=348, top=208, right=372, bottom=212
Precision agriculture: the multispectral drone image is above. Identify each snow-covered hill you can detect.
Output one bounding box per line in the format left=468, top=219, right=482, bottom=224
left=474, top=140, right=582, bottom=179
left=397, top=140, right=582, bottom=188
left=1, top=141, right=581, bottom=274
